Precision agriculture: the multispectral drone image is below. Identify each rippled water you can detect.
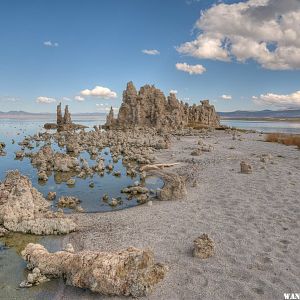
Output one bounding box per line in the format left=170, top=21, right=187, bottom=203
left=221, top=119, right=300, bottom=134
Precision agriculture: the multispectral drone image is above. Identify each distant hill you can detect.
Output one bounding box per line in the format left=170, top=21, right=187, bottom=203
left=218, top=109, right=300, bottom=119
left=0, top=111, right=106, bottom=120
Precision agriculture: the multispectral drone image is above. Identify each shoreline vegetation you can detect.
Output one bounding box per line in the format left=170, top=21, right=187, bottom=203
left=266, top=133, right=300, bottom=148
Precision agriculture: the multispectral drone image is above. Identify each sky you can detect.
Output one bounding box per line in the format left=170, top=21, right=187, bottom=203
left=0, top=0, right=299, bottom=113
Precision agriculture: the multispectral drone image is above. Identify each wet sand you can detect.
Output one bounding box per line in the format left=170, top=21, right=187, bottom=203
left=46, top=131, right=300, bottom=299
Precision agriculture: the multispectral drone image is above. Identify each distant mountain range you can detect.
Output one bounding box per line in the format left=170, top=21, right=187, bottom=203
left=1, top=109, right=300, bottom=120
left=0, top=111, right=105, bottom=116
left=218, top=109, right=300, bottom=119
left=0, top=111, right=106, bottom=119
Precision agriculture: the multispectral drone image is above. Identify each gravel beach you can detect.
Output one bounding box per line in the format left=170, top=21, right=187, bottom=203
left=55, top=130, right=300, bottom=299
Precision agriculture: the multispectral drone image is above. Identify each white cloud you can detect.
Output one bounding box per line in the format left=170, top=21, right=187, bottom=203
left=221, top=94, right=232, bottom=100
left=253, top=90, right=300, bottom=108
left=169, top=89, right=178, bottom=94
left=96, top=103, right=119, bottom=113
left=74, top=95, right=85, bottom=101
left=177, top=0, right=300, bottom=70
left=36, top=96, right=57, bottom=104
left=43, top=41, right=59, bottom=47
left=80, top=86, right=117, bottom=99
left=142, top=49, right=160, bottom=55
left=62, top=97, right=71, bottom=101
left=175, top=62, right=206, bottom=74
left=0, top=96, right=20, bottom=102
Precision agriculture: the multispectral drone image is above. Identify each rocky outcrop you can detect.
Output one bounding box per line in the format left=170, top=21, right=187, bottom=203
left=44, top=103, right=86, bottom=131
left=148, top=170, right=187, bottom=201
left=57, top=103, right=63, bottom=126
left=21, top=243, right=168, bottom=297
left=105, top=82, right=220, bottom=129
left=63, top=105, right=72, bottom=125
left=0, top=171, right=76, bottom=234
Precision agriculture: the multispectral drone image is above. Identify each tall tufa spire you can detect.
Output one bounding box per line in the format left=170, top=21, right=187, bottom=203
left=57, top=103, right=63, bottom=125
left=63, top=105, right=72, bottom=125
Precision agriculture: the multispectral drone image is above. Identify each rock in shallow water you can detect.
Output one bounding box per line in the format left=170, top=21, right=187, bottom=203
left=21, top=243, right=168, bottom=297
left=0, top=171, right=77, bottom=235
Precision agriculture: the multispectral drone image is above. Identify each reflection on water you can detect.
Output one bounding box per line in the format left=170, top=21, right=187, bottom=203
left=0, top=118, right=166, bottom=298
left=221, top=119, right=300, bottom=134
left=0, top=119, right=163, bottom=213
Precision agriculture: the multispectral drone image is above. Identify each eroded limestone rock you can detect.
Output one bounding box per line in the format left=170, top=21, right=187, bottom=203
left=21, top=243, right=168, bottom=297
left=193, top=234, right=215, bottom=259
left=104, top=82, right=220, bottom=130
left=240, top=161, right=253, bottom=174
left=44, top=103, right=87, bottom=131
left=148, top=170, right=187, bottom=201
left=0, top=171, right=76, bottom=234
left=58, top=196, right=80, bottom=209
left=0, top=141, right=6, bottom=156
left=47, top=191, right=56, bottom=201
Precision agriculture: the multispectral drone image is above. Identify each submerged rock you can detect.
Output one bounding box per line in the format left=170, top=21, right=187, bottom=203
left=58, top=196, right=80, bottom=209
left=21, top=243, right=168, bottom=297
left=0, top=171, right=76, bottom=235
left=47, top=191, right=56, bottom=201
left=193, top=234, right=215, bottom=259
left=0, top=141, right=6, bottom=156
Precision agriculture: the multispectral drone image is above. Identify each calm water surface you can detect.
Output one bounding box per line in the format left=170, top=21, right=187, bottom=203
left=221, top=119, right=300, bottom=134
left=0, top=118, right=163, bottom=299
left=0, top=118, right=163, bottom=213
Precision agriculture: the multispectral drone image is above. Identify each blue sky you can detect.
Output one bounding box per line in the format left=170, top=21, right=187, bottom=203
left=0, top=0, right=299, bottom=113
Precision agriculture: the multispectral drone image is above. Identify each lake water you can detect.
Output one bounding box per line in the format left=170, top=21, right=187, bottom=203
left=0, top=233, right=64, bottom=300
left=0, top=118, right=163, bottom=213
left=221, top=119, right=300, bottom=134
left=0, top=117, right=165, bottom=299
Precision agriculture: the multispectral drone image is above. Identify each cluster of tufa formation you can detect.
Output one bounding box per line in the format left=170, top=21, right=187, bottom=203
left=0, top=171, right=76, bottom=235
left=21, top=243, right=168, bottom=297
left=105, top=81, right=220, bottom=129
left=44, top=103, right=86, bottom=131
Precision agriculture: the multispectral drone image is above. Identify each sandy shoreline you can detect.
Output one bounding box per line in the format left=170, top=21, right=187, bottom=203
left=47, top=130, right=299, bottom=299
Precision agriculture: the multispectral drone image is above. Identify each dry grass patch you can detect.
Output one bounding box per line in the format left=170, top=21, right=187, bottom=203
left=266, top=133, right=300, bottom=149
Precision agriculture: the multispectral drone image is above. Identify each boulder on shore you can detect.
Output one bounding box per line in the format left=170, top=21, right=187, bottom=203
left=148, top=170, right=187, bottom=201
left=0, top=171, right=76, bottom=235
left=21, top=243, right=168, bottom=297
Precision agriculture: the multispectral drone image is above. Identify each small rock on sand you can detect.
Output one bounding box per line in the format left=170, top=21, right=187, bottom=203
left=240, top=161, right=252, bottom=174
left=193, top=234, right=215, bottom=259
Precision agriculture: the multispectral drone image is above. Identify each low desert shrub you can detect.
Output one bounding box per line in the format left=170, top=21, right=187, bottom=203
left=266, top=133, right=300, bottom=149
